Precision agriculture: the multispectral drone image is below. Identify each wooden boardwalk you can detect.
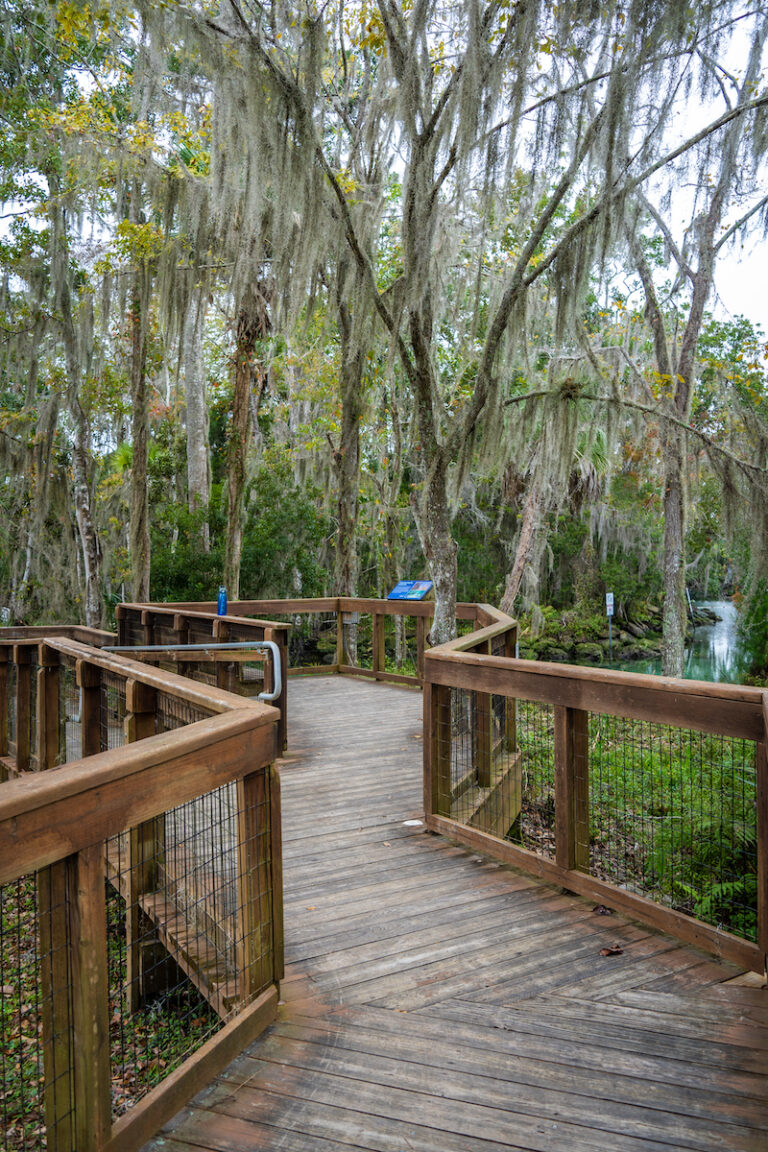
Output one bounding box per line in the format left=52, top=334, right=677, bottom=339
left=145, top=677, right=768, bottom=1152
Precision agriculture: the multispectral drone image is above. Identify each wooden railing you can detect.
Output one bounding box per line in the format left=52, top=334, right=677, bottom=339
left=424, top=610, right=768, bottom=975
left=0, top=638, right=281, bottom=1152
left=115, top=604, right=289, bottom=753
left=0, top=626, right=113, bottom=777
left=157, top=597, right=513, bottom=687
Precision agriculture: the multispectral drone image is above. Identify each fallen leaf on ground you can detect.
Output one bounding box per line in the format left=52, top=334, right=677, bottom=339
left=592, top=904, right=614, bottom=915
left=599, top=944, right=624, bottom=957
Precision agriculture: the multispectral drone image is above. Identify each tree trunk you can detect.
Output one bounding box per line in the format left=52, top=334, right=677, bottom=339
left=129, top=273, right=151, bottom=602
left=661, top=433, right=687, bottom=676
left=71, top=401, right=103, bottom=627
left=500, top=481, right=544, bottom=615
left=413, top=452, right=457, bottom=646
left=332, top=307, right=363, bottom=600
left=184, top=293, right=210, bottom=551
left=331, top=282, right=366, bottom=663
left=224, top=285, right=270, bottom=598
left=49, top=187, right=103, bottom=628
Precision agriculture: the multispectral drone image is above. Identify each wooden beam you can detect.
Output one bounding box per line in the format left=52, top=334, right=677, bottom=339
left=268, top=764, right=284, bottom=983
left=554, top=706, right=590, bottom=873
left=236, top=769, right=272, bottom=1003
left=14, top=645, right=32, bottom=773
left=70, top=843, right=111, bottom=1151
left=373, top=613, right=386, bottom=680
left=76, top=660, right=101, bottom=758
left=758, top=694, right=768, bottom=970
left=36, top=645, right=61, bottom=772
left=424, top=651, right=764, bottom=741
left=0, top=646, right=8, bottom=759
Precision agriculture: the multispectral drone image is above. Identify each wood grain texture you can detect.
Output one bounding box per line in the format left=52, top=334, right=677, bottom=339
left=141, top=677, right=768, bottom=1152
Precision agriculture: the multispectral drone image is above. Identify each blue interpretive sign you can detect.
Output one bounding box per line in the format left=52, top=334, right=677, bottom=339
left=387, top=580, right=434, bottom=601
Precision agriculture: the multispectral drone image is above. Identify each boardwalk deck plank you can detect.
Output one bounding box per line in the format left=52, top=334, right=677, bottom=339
left=141, top=677, right=768, bottom=1152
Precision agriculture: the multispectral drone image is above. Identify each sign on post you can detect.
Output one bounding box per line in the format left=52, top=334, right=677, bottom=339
left=606, top=591, right=614, bottom=666
left=387, top=580, right=434, bottom=602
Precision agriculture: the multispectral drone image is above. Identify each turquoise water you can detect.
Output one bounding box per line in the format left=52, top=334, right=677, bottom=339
left=612, top=600, right=748, bottom=683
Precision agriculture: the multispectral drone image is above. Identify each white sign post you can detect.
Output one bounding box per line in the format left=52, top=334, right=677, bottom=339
left=606, top=592, right=614, bottom=665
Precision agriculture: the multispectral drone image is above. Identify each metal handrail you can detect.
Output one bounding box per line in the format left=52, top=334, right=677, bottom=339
left=103, top=641, right=283, bottom=703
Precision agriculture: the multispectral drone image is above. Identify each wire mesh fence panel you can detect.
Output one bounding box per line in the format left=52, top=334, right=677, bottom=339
left=106, top=777, right=275, bottom=1117
left=433, top=688, right=521, bottom=841
left=0, top=873, right=77, bottom=1152
left=124, top=618, right=145, bottom=647
left=100, top=673, right=126, bottom=751
left=187, top=622, right=216, bottom=645
left=224, top=621, right=267, bottom=644
left=1, top=876, right=46, bottom=1151
left=340, top=614, right=368, bottom=670
left=507, top=700, right=556, bottom=858
left=59, top=663, right=81, bottom=764
left=154, top=693, right=212, bottom=734
left=27, top=658, right=38, bottom=768
left=7, top=661, right=16, bottom=752
left=289, top=613, right=339, bottom=669
left=152, top=621, right=179, bottom=647
left=588, top=715, right=758, bottom=940
left=221, top=622, right=270, bottom=694
left=381, top=615, right=418, bottom=677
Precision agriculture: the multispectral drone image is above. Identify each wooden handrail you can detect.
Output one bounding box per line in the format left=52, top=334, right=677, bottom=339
left=423, top=626, right=767, bottom=974
left=424, top=646, right=764, bottom=740
left=0, top=709, right=275, bottom=884
left=44, top=637, right=266, bottom=716
left=0, top=638, right=282, bottom=1152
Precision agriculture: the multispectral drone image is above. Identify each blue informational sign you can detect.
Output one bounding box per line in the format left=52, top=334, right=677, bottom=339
left=387, top=580, right=434, bottom=601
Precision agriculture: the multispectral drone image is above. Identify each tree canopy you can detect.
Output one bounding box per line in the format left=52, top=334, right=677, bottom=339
left=1, top=0, right=767, bottom=672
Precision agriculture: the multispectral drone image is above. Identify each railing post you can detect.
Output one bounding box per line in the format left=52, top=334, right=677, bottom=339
left=237, top=765, right=274, bottom=1002
left=214, top=616, right=235, bottom=693
left=373, top=612, right=386, bottom=680
left=13, top=644, right=32, bottom=772
left=115, top=602, right=127, bottom=646
left=416, top=614, right=429, bottom=682
left=0, top=646, right=8, bottom=763
left=77, top=659, right=101, bottom=757
left=424, top=681, right=452, bottom=818
left=336, top=605, right=345, bottom=669
left=503, top=625, right=518, bottom=752
left=173, top=613, right=191, bottom=677
left=125, top=678, right=169, bottom=1011
left=71, top=843, right=111, bottom=1150
left=39, top=844, right=110, bottom=1152
left=141, top=607, right=154, bottom=647
left=269, top=763, right=284, bottom=982
left=473, top=640, right=493, bottom=788
left=554, top=705, right=590, bottom=873
left=757, top=707, right=768, bottom=971
left=36, top=643, right=62, bottom=771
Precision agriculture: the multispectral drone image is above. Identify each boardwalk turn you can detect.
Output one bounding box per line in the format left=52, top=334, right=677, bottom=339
left=145, top=677, right=768, bottom=1152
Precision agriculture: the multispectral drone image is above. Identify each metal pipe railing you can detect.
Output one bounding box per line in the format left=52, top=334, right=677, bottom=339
left=103, top=642, right=283, bottom=703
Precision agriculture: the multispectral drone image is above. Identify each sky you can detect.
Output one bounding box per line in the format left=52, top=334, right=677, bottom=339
left=715, top=240, right=768, bottom=336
